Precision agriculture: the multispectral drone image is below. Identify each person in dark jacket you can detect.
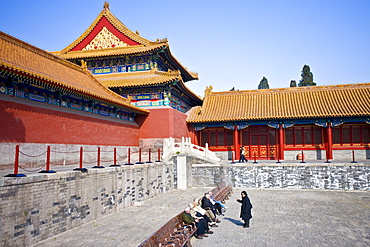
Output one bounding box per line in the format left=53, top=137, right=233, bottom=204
left=201, top=193, right=221, bottom=223
left=236, top=191, right=253, bottom=228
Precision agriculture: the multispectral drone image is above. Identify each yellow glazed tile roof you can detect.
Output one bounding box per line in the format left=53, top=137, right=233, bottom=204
left=0, top=31, right=148, bottom=114
left=96, top=69, right=181, bottom=87
left=187, top=84, right=370, bottom=123
left=96, top=69, right=202, bottom=104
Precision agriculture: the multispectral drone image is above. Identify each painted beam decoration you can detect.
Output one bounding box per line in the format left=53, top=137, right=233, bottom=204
left=122, top=89, right=191, bottom=113
left=0, top=71, right=136, bottom=122
left=80, top=54, right=168, bottom=75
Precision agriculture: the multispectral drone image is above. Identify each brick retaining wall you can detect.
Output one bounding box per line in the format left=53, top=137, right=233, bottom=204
left=192, top=163, right=370, bottom=190
left=0, top=162, right=173, bottom=247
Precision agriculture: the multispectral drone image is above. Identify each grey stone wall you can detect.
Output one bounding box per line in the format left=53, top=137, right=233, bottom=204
left=285, top=149, right=369, bottom=161
left=0, top=162, right=173, bottom=247
left=192, top=164, right=230, bottom=187
left=284, top=150, right=326, bottom=160
left=333, top=149, right=370, bottom=160
left=214, top=151, right=232, bottom=161
left=192, top=163, right=370, bottom=191
left=213, top=149, right=369, bottom=161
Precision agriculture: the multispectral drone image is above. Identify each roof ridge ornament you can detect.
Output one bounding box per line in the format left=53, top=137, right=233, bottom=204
left=204, top=85, right=213, bottom=97
left=155, top=38, right=168, bottom=43
left=80, top=60, right=87, bottom=70
left=104, top=1, right=110, bottom=10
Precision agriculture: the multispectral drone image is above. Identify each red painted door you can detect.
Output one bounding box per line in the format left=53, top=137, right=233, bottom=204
left=241, top=126, right=277, bottom=160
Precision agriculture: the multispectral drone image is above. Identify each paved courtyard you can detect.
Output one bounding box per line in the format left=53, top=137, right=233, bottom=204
left=30, top=187, right=370, bottom=247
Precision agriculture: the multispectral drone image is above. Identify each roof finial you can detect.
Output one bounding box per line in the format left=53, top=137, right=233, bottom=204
left=204, top=85, right=213, bottom=96
left=104, top=1, right=110, bottom=10
left=80, top=60, right=87, bottom=70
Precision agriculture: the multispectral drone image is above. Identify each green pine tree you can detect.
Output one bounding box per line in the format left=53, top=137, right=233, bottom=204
left=298, top=65, right=316, bottom=86
left=290, top=80, right=297, bottom=87
left=258, top=76, right=269, bottom=89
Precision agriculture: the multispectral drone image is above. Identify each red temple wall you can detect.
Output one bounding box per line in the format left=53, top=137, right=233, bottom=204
left=136, top=108, right=191, bottom=139
left=0, top=100, right=140, bottom=146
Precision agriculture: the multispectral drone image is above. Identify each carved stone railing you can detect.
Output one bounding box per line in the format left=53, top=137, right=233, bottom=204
left=162, top=137, right=220, bottom=163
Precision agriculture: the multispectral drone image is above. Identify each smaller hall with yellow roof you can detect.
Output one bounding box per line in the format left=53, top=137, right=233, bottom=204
left=187, top=84, right=370, bottom=161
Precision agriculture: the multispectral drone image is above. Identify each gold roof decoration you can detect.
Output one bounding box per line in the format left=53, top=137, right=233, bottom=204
left=0, top=31, right=148, bottom=114
left=82, top=26, right=128, bottom=50
left=103, top=1, right=110, bottom=10
left=80, top=60, right=87, bottom=70
left=204, top=85, right=213, bottom=97
left=187, top=83, right=370, bottom=123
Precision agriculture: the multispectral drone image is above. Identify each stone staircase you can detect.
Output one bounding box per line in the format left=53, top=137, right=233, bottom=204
left=162, top=137, right=220, bottom=164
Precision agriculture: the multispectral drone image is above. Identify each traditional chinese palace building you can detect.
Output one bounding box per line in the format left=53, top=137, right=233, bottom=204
left=0, top=2, right=369, bottom=165
left=187, top=85, right=370, bottom=160
left=52, top=2, right=202, bottom=141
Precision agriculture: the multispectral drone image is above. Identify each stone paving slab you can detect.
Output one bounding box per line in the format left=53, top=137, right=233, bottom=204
left=29, top=187, right=212, bottom=247
left=192, top=188, right=370, bottom=247
left=29, top=187, right=370, bottom=247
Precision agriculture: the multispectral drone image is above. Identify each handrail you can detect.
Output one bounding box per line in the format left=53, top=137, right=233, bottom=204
left=162, top=137, right=220, bottom=163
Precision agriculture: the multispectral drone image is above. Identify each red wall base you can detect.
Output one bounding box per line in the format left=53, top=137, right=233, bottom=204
left=136, top=107, right=191, bottom=139
left=0, top=100, right=140, bottom=146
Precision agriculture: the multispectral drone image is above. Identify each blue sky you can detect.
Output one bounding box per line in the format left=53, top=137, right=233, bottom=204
left=1, top=0, right=369, bottom=97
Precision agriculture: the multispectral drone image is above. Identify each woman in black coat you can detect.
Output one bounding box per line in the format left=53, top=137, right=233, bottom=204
left=236, top=191, right=253, bottom=228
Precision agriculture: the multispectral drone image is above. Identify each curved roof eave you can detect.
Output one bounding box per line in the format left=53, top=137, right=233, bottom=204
left=175, top=79, right=202, bottom=105
left=162, top=46, right=198, bottom=82
left=1, top=62, right=149, bottom=115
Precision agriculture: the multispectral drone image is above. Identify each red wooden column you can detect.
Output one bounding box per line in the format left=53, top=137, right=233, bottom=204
left=278, top=124, right=285, bottom=160
left=195, top=131, right=200, bottom=146
left=326, top=123, right=333, bottom=160
left=191, top=126, right=199, bottom=145
left=233, top=126, right=240, bottom=161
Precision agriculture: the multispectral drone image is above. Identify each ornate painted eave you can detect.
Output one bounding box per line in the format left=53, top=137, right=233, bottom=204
left=174, top=78, right=202, bottom=105
left=187, top=83, right=370, bottom=123
left=0, top=31, right=148, bottom=114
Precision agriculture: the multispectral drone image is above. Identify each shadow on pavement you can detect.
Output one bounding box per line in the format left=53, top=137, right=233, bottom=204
left=223, top=217, right=244, bottom=226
